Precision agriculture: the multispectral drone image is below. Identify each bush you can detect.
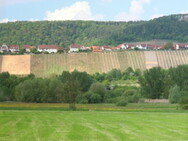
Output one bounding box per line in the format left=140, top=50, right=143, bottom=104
left=105, top=97, right=120, bottom=103
left=179, top=91, right=188, bottom=109
left=76, top=94, right=88, bottom=104
left=116, top=99, right=128, bottom=106
left=89, top=82, right=106, bottom=102
left=0, top=86, right=10, bottom=102
left=90, top=93, right=102, bottom=103
left=168, top=85, right=181, bottom=104
left=123, top=89, right=141, bottom=103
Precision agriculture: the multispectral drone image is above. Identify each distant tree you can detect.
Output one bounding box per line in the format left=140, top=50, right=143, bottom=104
left=164, top=42, right=174, bottom=50
left=139, top=67, right=166, bottom=99
left=61, top=74, right=81, bottom=110
left=15, top=78, right=64, bottom=103
left=179, top=91, right=188, bottom=109
left=72, top=70, right=93, bottom=92
left=168, top=65, right=188, bottom=89
left=89, top=82, right=106, bottom=102
left=92, top=72, right=106, bottom=82
left=122, top=67, right=137, bottom=80
left=105, top=69, right=122, bottom=81
left=168, top=85, right=181, bottom=104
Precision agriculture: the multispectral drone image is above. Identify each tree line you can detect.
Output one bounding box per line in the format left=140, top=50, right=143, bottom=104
left=0, top=14, right=188, bottom=48
left=0, top=65, right=188, bottom=109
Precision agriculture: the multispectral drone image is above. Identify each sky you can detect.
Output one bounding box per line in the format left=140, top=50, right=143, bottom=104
left=0, top=0, right=188, bottom=23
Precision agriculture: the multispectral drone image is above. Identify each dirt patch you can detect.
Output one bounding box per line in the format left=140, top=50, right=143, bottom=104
left=1, top=55, right=31, bottom=75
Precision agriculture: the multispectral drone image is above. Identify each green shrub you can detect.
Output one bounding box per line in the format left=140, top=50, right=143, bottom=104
left=179, top=91, right=188, bottom=110
left=180, top=104, right=188, bottom=110
left=116, top=99, right=128, bottom=106
left=168, top=85, right=181, bottom=104
left=76, top=94, right=88, bottom=104
left=90, top=93, right=102, bottom=103
left=89, top=82, right=106, bottom=102
left=123, top=89, right=141, bottom=103
left=105, top=96, right=121, bottom=103
left=0, top=86, right=10, bottom=102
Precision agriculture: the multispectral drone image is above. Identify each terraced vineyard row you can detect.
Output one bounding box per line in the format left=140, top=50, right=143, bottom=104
left=117, top=51, right=145, bottom=71
left=156, top=51, right=188, bottom=69
left=2, top=51, right=188, bottom=76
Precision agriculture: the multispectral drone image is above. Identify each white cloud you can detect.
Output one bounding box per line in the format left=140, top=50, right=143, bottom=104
left=45, top=1, right=104, bottom=21
left=115, top=0, right=151, bottom=21
left=0, top=0, right=43, bottom=6
left=0, top=18, right=9, bottom=23
left=0, top=18, right=17, bottom=23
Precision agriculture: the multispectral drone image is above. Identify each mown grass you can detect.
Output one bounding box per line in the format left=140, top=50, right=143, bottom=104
left=0, top=103, right=188, bottom=141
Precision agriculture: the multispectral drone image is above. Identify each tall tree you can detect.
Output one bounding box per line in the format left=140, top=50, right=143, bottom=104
left=139, top=67, right=166, bottom=99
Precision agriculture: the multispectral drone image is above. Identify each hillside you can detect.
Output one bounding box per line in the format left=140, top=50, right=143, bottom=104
left=0, top=14, right=188, bottom=48
left=1, top=51, right=188, bottom=77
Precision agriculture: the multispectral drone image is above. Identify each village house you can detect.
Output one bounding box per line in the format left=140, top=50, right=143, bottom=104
left=0, top=44, right=9, bottom=53
left=174, top=43, right=188, bottom=50
left=37, top=45, right=60, bottom=53
left=22, top=45, right=35, bottom=53
left=69, top=44, right=84, bottom=53
left=101, top=46, right=112, bottom=51
left=92, top=46, right=103, bottom=52
left=117, top=44, right=128, bottom=50
left=9, top=45, right=20, bottom=53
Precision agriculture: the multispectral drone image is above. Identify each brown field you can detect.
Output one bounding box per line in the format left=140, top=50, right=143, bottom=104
left=0, top=55, right=31, bottom=75
left=1, top=51, right=188, bottom=76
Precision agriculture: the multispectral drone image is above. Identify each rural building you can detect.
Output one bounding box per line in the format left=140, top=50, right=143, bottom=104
left=0, top=44, right=9, bottom=53
left=22, top=45, right=35, bottom=53
left=101, top=46, right=112, bottom=51
left=37, top=45, right=60, bottom=53
left=117, top=44, right=128, bottom=50
left=69, top=44, right=84, bottom=53
left=174, top=43, right=188, bottom=50
left=92, top=46, right=103, bottom=52
left=9, top=45, right=20, bottom=52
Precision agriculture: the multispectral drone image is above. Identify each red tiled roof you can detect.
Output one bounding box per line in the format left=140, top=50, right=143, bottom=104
left=38, top=45, right=60, bottom=49
left=70, top=44, right=83, bottom=48
left=102, top=45, right=111, bottom=49
left=22, top=45, right=34, bottom=49
left=117, top=44, right=123, bottom=48
left=9, top=45, right=19, bottom=49
left=177, top=43, right=188, bottom=47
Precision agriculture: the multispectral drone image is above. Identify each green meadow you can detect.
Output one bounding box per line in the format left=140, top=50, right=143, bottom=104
left=0, top=103, right=188, bottom=141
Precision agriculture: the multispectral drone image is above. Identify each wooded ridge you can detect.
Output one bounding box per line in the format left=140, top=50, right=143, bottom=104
left=0, top=14, right=188, bottom=48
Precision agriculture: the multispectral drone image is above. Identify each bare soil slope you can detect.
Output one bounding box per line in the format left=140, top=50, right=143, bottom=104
left=0, top=55, right=31, bottom=75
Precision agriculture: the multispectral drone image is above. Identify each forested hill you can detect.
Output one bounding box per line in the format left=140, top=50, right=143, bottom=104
left=0, top=14, right=188, bottom=48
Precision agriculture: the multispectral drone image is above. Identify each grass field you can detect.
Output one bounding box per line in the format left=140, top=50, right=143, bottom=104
left=0, top=103, right=188, bottom=141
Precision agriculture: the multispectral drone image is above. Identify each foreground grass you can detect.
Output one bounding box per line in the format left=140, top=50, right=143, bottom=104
left=0, top=110, right=188, bottom=141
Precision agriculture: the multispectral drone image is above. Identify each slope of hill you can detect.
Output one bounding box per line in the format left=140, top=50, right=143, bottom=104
left=1, top=51, right=188, bottom=77
left=0, top=14, right=188, bottom=48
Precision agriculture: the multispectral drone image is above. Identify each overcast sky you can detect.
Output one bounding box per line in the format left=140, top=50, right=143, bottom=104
left=0, top=0, right=188, bottom=23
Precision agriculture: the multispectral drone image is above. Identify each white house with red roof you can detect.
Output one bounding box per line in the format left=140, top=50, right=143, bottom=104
left=174, top=43, right=188, bottom=50
left=22, top=45, right=35, bottom=52
left=0, top=44, right=9, bottom=53
left=9, top=45, right=20, bottom=52
left=69, top=44, right=84, bottom=53
left=37, top=45, right=60, bottom=53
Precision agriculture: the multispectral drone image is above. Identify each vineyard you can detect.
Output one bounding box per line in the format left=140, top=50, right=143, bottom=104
left=1, top=51, right=188, bottom=76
